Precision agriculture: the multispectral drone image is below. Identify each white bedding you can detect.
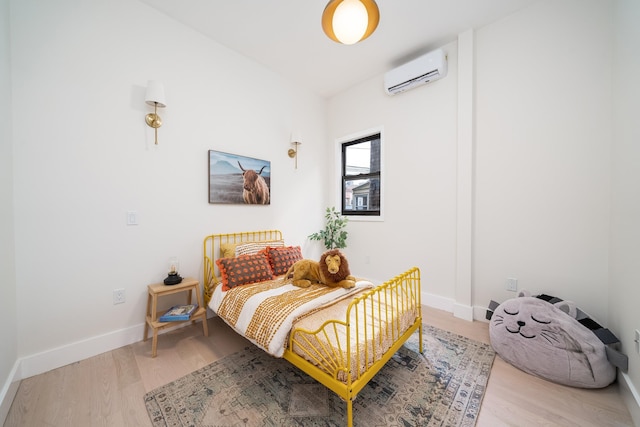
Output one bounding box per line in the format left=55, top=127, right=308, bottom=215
left=209, top=277, right=373, bottom=357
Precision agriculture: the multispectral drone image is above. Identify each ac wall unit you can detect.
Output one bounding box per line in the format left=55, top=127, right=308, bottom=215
left=384, top=48, right=447, bottom=96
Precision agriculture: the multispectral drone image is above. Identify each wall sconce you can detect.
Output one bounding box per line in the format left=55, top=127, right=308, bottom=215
left=144, top=80, right=166, bottom=145
left=288, top=137, right=302, bottom=169
left=322, top=0, right=380, bottom=45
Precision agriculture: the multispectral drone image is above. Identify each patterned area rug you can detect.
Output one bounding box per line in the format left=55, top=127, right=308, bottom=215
left=144, top=325, right=495, bottom=427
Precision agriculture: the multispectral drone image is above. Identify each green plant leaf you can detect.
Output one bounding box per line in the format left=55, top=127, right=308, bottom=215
left=308, top=206, right=348, bottom=250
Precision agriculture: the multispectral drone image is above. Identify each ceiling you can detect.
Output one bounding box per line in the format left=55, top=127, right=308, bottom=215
left=140, top=0, right=539, bottom=98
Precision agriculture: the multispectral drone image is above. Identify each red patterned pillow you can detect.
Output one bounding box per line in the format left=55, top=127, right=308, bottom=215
left=266, top=246, right=303, bottom=276
left=216, top=252, right=274, bottom=291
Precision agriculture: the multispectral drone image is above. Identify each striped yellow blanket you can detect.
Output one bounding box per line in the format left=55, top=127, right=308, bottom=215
left=210, top=277, right=373, bottom=357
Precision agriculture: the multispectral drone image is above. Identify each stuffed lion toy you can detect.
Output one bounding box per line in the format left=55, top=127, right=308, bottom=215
left=284, top=249, right=356, bottom=289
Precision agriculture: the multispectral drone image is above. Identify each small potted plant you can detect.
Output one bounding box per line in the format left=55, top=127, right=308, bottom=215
left=309, top=206, right=349, bottom=249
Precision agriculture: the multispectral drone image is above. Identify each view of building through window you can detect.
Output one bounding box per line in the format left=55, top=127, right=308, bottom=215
left=341, top=132, right=381, bottom=216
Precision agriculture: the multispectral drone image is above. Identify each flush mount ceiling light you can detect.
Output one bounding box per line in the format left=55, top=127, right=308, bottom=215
left=322, top=0, right=380, bottom=45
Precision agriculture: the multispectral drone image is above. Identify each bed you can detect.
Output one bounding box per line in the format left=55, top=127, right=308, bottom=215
left=203, top=230, right=422, bottom=427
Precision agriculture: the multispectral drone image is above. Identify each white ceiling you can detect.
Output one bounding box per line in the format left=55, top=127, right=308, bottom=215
left=140, top=0, right=539, bottom=98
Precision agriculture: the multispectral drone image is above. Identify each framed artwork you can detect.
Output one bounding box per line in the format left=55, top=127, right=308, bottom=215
left=208, top=150, right=271, bottom=205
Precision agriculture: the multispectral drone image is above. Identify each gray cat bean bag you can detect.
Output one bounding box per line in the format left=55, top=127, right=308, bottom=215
left=487, top=293, right=626, bottom=389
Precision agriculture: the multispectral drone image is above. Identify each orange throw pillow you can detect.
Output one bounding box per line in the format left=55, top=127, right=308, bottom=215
left=265, top=246, right=303, bottom=276
left=216, top=252, right=274, bottom=291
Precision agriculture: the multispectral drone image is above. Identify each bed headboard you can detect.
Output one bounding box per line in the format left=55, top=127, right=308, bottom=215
left=202, top=230, right=283, bottom=306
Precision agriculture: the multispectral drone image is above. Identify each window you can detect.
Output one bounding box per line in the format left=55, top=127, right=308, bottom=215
left=341, top=132, right=381, bottom=217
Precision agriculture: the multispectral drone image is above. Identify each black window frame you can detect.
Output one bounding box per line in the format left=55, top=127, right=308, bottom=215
left=340, top=132, right=381, bottom=217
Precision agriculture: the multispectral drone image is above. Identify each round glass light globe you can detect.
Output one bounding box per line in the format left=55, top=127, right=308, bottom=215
left=332, top=0, right=368, bottom=45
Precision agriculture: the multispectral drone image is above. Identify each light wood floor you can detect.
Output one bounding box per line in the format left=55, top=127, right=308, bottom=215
left=4, top=306, right=634, bottom=427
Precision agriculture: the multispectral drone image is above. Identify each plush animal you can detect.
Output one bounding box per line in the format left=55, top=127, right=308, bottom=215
left=284, top=249, right=356, bottom=289
left=487, top=292, right=626, bottom=389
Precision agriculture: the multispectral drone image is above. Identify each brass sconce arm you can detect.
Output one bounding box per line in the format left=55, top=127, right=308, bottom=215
left=144, top=81, right=166, bottom=145
left=288, top=141, right=301, bottom=169
left=145, top=103, right=163, bottom=145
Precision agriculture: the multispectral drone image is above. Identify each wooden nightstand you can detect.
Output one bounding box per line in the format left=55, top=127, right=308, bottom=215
left=144, top=277, right=209, bottom=357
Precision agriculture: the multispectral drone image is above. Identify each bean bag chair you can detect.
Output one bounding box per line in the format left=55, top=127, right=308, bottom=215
left=486, top=292, right=627, bottom=388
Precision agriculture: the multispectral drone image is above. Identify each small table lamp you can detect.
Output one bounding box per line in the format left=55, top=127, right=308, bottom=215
left=164, top=256, right=183, bottom=285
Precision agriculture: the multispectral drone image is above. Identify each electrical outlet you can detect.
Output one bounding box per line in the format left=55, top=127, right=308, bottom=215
left=506, top=277, right=518, bottom=292
left=113, top=288, right=125, bottom=305
left=126, top=211, right=138, bottom=225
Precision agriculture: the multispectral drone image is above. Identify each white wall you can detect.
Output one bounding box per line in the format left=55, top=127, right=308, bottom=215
left=327, top=42, right=459, bottom=303
left=328, top=0, right=615, bottom=341
left=611, top=0, right=640, bottom=423
left=474, top=0, right=612, bottom=321
left=9, top=0, right=328, bottom=376
left=0, top=0, right=19, bottom=421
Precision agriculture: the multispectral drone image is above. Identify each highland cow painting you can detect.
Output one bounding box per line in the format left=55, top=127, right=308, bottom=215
left=208, top=150, right=271, bottom=205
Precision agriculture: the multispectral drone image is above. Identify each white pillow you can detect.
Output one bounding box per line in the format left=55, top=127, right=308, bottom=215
left=234, top=240, right=284, bottom=256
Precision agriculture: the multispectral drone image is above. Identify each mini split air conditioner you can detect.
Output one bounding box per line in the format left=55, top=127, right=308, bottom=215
left=384, top=48, right=447, bottom=96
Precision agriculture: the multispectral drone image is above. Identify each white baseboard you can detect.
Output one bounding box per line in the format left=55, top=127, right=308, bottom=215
left=0, top=360, right=21, bottom=426
left=18, top=317, right=208, bottom=380
left=422, top=291, right=454, bottom=313
left=19, top=322, right=145, bottom=379
left=423, top=291, right=488, bottom=321
left=473, top=305, right=491, bottom=323
left=620, top=372, right=640, bottom=426
left=453, top=303, right=473, bottom=321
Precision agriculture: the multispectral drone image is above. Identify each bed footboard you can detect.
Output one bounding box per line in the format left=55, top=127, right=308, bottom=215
left=283, top=267, right=422, bottom=427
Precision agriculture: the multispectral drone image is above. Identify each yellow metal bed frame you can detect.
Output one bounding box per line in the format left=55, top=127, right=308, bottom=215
left=203, top=230, right=422, bottom=427
left=203, top=229, right=283, bottom=306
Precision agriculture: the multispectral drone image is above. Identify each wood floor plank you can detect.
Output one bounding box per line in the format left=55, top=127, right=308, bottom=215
left=116, top=381, right=152, bottom=427
left=3, top=307, right=634, bottom=427
left=4, top=373, right=43, bottom=427
left=60, top=359, right=94, bottom=426
left=111, top=345, right=141, bottom=391
left=90, top=352, right=119, bottom=426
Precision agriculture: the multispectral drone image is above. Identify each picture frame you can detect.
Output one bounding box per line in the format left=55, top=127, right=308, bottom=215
left=208, top=150, right=271, bottom=205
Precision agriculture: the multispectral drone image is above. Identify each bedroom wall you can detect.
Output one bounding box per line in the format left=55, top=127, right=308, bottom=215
left=611, top=0, right=640, bottom=422
left=9, top=0, right=328, bottom=377
left=327, top=42, right=459, bottom=305
left=0, top=0, right=19, bottom=421
left=473, top=0, right=612, bottom=320
left=328, top=1, right=613, bottom=319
